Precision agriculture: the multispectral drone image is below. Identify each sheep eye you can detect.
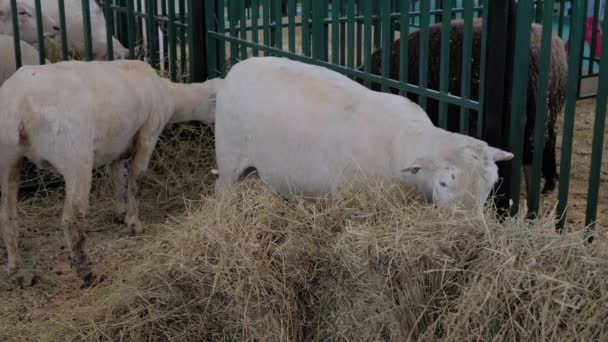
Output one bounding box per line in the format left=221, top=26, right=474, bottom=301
left=440, top=182, right=447, bottom=187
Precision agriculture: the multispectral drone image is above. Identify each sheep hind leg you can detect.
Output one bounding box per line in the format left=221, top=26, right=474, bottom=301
left=61, top=164, right=99, bottom=287
left=0, top=157, right=35, bottom=287
left=541, top=133, right=559, bottom=195
left=124, top=137, right=158, bottom=235
left=110, top=159, right=128, bottom=224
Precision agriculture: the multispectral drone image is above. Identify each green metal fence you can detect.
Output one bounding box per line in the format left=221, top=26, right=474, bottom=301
left=7, top=0, right=205, bottom=82
left=5, top=0, right=608, bottom=238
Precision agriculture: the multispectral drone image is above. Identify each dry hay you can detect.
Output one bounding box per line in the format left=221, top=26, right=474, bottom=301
left=31, top=176, right=607, bottom=341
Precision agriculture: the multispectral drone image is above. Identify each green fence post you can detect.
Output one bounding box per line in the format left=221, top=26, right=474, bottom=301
left=189, top=0, right=208, bottom=82
left=584, top=2, right=608, bottom=240
left=556, top=0, right=585, bottom=232
left=82, top=0, right=94, bottom=61
left=10, top=0, right=22, bottom=69
left=482, top=0, right=517, bottom=217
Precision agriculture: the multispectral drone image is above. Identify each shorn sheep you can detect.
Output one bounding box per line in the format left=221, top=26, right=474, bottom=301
left=0, top=60, right=221, bottom=287
left=0, top=34, right=48, bottom=85
left=0, top=0, right=59, bottom=44
left=362, top=18, right=568, bottom=196
left=215, top=57, right=513, bottom=211
left=1, top=0, right=127, bottom=60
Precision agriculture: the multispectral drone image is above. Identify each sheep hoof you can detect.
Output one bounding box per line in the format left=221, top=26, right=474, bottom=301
left=541, top=179, right=558, bottom=195
left=112, top=212, right=126, bottom=225
left=126, top=217, right=144, bottom=235
left=10, top=269, right=37, bottom=288
left=80, top=272, right=106, bottom=289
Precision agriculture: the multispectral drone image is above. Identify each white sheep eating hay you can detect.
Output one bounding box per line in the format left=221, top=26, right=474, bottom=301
left=215, top=57, right=514, bottom=211
left=0, top=0, right=59, bottom=44
left=0, top=59, right=221, bottom=287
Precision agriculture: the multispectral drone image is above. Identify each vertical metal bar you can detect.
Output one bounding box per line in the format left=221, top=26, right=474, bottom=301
left=82, top=0, right=94, bottom=61
left=507, top=0, right=534, bottom=215
left=438, top=1, right=452, bottom=129
left=556, top=0, right=585, bottom=231
left=189, top=0, right=207, bottom=82
left=104, top=0, right=115, bottom=60
left=588, top=0, right=601, bottom=74
left=127, top=0, right=136, bottom=59
left=10, top=0, right=22, bottom=69
left=312, top=0, right=323, bottom=59
left=477, top=0, right=489, bottom=138
left=147, top=0, right=157, bottom=67
left=380, top=0, right=390, bottom=92
left=418, top=0, right=430, bottom=111
left=332, top=0, right=340, bottom=64
left=228, top=0, right=238, bottom=63
left=302, top=0, right=311, bottom=56
left=341, top=12, right=346, bottom=66
left=205, top=0, right=218, bottom=78
left=355, top=0, right=362, bottom=67
left=263, top=0, right=271, bottom=54
left=168, top=0, right=177, bottom=79
left=482, top=0, right=516, bottom=215
left=240, top=0, right=248, bottom=59
left=252, top=0, right=260, bottom=55
left=363, top=0, right=372, bottom=87
left=459, top=0, right=474, bottom=134
left=179, top=0, right=187, bottom=72
left=558, top=0, right=566, bottom=38
left=528, top=0, right=555, bottom=218
left=288, top=0, right=296, bottom=52
left=217, top=0, right=226, bottom=74
left=372, top=1, right=381, bottom=49
left=347, top=0, right=355, bottom=68
left=584, top=1, right=608, bottom=238
left=274, top=0, right=283, bottom=50
left=34, top=0, right=45, bottom=64
left=161, top=0, right=169, bottom=70
left=58, top=0, right=69, bottom=60
left=399, top=0, right=411, bottom=97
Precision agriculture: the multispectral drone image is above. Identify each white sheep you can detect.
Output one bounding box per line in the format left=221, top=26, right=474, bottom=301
left=0, top=34, right=48, bottom=85
left=0, top=0, right=59, bottom=45
left=0, top=59, right=221, bottom=287
left=214, top=57, right=514, bottom=210
left=18, top=0, right=128, bottom=60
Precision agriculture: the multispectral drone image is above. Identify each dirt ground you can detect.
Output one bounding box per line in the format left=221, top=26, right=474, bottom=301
left=0, top=98, right=606, bottom=340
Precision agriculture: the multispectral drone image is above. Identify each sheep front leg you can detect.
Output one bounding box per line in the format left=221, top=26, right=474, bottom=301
left=110, top=159, right=128, bottom=223
left=125, top=137, right=157, bottom=235
left=1, top=158, right=35, bottom=287
left=61, top=168, right=97, bottom=287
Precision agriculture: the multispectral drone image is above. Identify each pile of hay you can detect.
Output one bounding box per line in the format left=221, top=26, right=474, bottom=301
left=41, top=177, right=608, bottom=341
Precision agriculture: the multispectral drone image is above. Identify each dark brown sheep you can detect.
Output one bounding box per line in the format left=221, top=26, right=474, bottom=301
left=360, top=18, right=568, bottom=195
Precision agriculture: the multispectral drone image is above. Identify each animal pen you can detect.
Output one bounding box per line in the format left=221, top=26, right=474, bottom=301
left=6, top=0, right=608, bottom=237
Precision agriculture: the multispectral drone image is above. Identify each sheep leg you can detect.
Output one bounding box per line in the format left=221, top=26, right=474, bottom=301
left=61, top=167, right=96, bottom=286
left=0, top=158, right=35, bottom=287
left=124, top=137, right=157, bottom=235
left=110, top=159, right=128, bottom=223
left=541, top=130, right=559, bottom=195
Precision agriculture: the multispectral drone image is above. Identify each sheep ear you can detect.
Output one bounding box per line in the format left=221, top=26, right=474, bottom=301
left=487, top=146, right=514, bottom=162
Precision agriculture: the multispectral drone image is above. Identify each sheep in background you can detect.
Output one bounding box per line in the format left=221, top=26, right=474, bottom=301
left=215, top=57, right=513, bottom=211
left=0, top=60, right=221, bottom=287
left=0, top=34, right=48, bottom=85
left=361, top=18, right=568, bottom=196
left=15, top=0, right=128, bottom=60
left=0, top=0, right=59, bottom=44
